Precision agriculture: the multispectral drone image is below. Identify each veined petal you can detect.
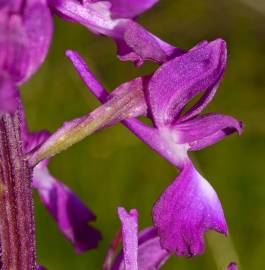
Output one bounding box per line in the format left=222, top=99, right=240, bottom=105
left=21, top=0, right=53, bottom=84
left=174, top=113, right=243, bottom=150
left=33, top=162, right=102, bottom=253
left=152, top=161, right=227, bottom=257
left=147, top=39, right=227, bottom=127
left=227, top=262, right=237, bottom=270
left=0, top=73, right=19, bottom=113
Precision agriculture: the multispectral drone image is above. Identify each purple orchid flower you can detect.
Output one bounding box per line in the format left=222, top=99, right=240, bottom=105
left=20, top=105, right=102, bottom=253
left=48, top=0, right=183, bottom=66
left=105, top=207, right=237, bottom=270
left=65, top=38, right=243, bottom=257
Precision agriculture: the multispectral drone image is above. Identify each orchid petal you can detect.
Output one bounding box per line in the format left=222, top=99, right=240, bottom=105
left=173, top=113, right=243, bottom=150
left=21, top=0, right=53, bottom=84
left=0, top=13, right=29, bottom=83
left=152, top=161, right=227, bottom=257
left=0, top=73, right=19, bottom=113
left=147, top=39, right=227, bottom=127
left=116, top=21, right=184, bottom=67
left=48, top=0, right=126, bottom=36
left=33, top=162, right=102, bottom=253
left=117, top=207, right=139, bottom=270
left=66, top=50, right=148, bottom=122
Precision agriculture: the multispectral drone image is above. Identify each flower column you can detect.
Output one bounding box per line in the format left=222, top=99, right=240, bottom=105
left=0, top=109, right=36, bottom=270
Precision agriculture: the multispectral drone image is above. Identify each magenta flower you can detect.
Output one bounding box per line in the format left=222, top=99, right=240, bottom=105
left=105, top=207, right=237, bottom=270
left=66, top=39, right=243, bottom=257
left=48, top=0, right=183, bottom=66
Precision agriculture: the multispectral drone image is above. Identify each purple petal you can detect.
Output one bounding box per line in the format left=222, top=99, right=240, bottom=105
left=115, top=21, right=184, bottom=67
left=106, top=0, right=159, bottom=19
left=48, top=0, right=126, bottom=36
left=117, top=207, right=139, bottom=270
left=66, top=50, right=148, bottom=122
left=0, top=13, right=29, bottom=83
left=227, top=262, right=237, bottom=270
left=0, top=73, right=19, bottom=113
left=112, top=211, right=170, bottom=270
left=174, top=113, right=243, bottom=150
left=66, top=52, right=188, bottom=167
left=33, top=162, right=102, bottom=253
left=21, top=0, right=53, bottom=84
left=147, top=39, right=227, bottom=127
left=152, top=161, right=227, bottom=257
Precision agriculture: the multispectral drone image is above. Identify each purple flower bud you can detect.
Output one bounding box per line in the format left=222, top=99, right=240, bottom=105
left=107, top=207, right=170, bottom=270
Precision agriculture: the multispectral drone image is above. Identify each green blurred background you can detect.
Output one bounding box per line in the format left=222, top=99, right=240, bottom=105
left=21, top=0, right=265, bottom=269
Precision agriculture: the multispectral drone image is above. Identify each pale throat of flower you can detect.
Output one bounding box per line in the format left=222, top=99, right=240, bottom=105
left=158, top=127, right=189, bottom=167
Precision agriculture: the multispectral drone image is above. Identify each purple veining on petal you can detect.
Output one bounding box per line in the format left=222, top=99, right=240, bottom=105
left=32, top=162, right=102, bottom=253
left=152, top=161, right=227, bottom=257
left=227, top=262, right=237, bottom=270
left=147, top=39, right=227, bottom=127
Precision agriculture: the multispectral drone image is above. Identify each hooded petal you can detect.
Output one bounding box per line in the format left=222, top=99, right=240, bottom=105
left=227, top=262, right=237, bottom=270
left=111, top=209, right=170, bottom=270
left=33, top=162, right=102, bottom=253
left=152, top=161, right=227, bottom=257
left=106, top=0, right=159, bottom=19
left=0, top=73, right=19, bottom=113
left=173, top=113, right=243, bottom=150
left=147, top=39, right=227, bottom=127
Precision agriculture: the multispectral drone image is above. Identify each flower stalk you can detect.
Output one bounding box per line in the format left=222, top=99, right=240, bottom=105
left=0, top=111, right=36, bottom=270
left=29, top=85, right=145, bottom=166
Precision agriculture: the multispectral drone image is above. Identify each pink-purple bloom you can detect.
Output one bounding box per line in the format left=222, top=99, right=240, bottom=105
left=66, top=38, right=242, bottom=257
